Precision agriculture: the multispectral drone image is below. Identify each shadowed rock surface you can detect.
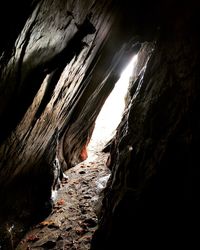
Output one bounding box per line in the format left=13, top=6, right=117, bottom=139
left=16, top=153, right=110, bottom=250
left=92, top=3, right=200, bottom=249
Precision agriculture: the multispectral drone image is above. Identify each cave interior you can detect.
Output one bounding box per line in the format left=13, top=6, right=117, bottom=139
left=0, top=0, right=199, bottom=249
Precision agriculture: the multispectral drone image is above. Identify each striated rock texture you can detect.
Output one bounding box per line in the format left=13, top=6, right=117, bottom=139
left=0, top=0, right=141, bottom=234
left=0, top=0, right=200, bottom=249
left=92, top=2, right=200, bottom=249
left=0, top=0, right=116, bottom=222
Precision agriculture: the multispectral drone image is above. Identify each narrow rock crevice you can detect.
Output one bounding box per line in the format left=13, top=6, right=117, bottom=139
left=0, top=0, right=199, bottom=249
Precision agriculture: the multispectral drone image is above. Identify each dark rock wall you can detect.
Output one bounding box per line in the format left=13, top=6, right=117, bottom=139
left=0, top=0, right=38, bottom=68
left=92, top=2, right=200, bottom=249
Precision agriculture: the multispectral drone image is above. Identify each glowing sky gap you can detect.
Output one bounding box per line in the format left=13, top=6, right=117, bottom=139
left=87, top=55, right=138, bottom=158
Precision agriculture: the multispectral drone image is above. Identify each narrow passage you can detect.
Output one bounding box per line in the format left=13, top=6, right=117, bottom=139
left=17, top=153, right=110, bottom=250
left=17, top=55, right=137, bottom=250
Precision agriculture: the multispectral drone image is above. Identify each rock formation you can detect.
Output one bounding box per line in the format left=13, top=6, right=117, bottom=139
left=0, top=0, right=199, bottom=249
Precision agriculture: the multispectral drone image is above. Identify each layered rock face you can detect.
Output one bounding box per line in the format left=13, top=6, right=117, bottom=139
left=0, top=0, right=141, bottom=228
left=0, top=0, right=116, bottom=220
left=0, top=0, right=199, bottom=249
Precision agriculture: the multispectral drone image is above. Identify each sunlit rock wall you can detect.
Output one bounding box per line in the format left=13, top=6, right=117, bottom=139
left=0, top=0, right=119, bottom=221
left=0, top=0, right=141, bottom=224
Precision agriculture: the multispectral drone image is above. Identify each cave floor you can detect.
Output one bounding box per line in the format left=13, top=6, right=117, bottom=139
left=16, top=152, right=110, bottom=250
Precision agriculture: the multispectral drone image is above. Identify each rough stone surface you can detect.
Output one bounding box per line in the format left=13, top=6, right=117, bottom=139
left=16, top=152, right=110, bottom=250
left=0, top=0, right=117, bottom=223
left=0, top=0, right=143, bottom=246
left=92, top=3, right=200, bottom=249
left=0, top=0, right=200, bottom=249
left=0, top=0, right=142, bottom=214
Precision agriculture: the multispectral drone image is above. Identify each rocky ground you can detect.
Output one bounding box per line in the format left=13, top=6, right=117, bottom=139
left=16, top=152, right=110, bottom=250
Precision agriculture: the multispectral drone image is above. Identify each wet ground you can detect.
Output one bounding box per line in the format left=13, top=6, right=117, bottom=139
left=16, top=152, right=110, bottom=250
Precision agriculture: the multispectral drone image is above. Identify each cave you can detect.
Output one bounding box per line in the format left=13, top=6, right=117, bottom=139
left=0, top=0, right=200, bottom=249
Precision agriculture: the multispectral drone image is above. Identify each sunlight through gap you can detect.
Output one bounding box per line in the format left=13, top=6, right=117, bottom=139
left=87, top=54, right=138, bottom=159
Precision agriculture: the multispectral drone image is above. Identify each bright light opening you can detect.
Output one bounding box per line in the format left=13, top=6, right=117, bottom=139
left=87, top=54, right=138, bottom=159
